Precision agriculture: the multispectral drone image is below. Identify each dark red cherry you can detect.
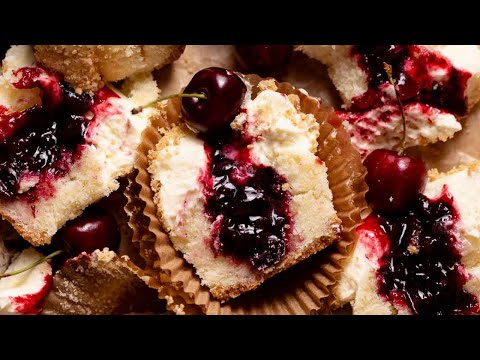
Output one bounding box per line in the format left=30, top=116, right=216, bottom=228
left=57, top=208, right=120, bottom=256
left=181, top=67, right=247, bottom=135
left=364, top=149, right=427, bottom=214
left=235, top=45, right=293, bottom=77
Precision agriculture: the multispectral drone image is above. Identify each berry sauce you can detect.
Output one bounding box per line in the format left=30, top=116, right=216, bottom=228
left=11, top=273, right=52, bottom=315
left=201, top=134, right=292, bottom=271
left=0, top=66, right=118, bottom=202
left=349, top=45, right=471, bottom=116
left=365, top=188, right=479, bottom=315
left=64, top=252, right=92, bottom=268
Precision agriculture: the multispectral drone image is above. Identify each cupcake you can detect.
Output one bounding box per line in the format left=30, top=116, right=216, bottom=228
left=0, top=45, right=185, bottom=315
left=130, top=67, right=367, bottom=313
left=296, top=45, right=480, bottom=157
left=0, top=45, right=183, bottom=246
left=336, top=163, right=480, bottom=315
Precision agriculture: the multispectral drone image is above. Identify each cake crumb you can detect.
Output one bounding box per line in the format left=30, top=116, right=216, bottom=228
left=428, top=162, right=480, bottom=181
left=407, top=244, right=419, bottom=255
left=258, top=79, right=277, bottom=92
left=164, top=295, right=174, bottom=306
left=172, top=303, right=185, bottom=315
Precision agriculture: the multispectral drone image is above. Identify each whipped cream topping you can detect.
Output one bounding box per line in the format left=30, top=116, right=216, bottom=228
left=232, top=89, right=320, bottom=164
left=425, top=166, right=480, bottom=243
left=0, top=46, right=39, bottom=112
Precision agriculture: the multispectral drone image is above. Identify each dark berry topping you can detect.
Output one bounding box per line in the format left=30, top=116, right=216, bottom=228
left=202, top=137, right=291, bottom=271
left=350, top=45, right=470, bottom=116
left=370, top=191, right=479, bottom=315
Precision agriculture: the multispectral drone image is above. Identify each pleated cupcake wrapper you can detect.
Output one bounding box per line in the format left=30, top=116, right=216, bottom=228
left=125, top=74, right=368, bottom=314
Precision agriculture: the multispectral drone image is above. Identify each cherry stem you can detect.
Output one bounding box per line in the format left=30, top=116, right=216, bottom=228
left=0, top=250, right=63, bottom=278
left=383, top=62, right=407, bottom=155
left=131, top=93, right=207, bottom=114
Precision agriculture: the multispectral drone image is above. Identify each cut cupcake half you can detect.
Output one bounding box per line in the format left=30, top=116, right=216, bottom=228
left=0, top=45, right=181, bottom=246
left=147, top=76, right=342, bottom=302
left=336, top=162, right=480, bottom=315
left=296, top=45, right=480, bottom=156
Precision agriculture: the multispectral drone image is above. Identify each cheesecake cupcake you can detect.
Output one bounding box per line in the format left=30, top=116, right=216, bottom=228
left=0, top=45, right=184, bottom=246
left=130, top=67, right=367, bottom=314
left=0, top=45, right=185, bottom=315
left=297, top=45, right=480, bottom=157
left=335, top=162, right=480, bottom=315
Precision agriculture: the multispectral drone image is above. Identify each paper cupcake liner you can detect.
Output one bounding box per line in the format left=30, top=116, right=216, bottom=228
left=126, top=74, right=368, bottom=314
left=90, top=179, right=143, bottom=266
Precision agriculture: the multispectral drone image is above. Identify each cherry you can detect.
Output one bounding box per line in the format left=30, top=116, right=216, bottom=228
left=181, top=67, right=247, bottom=135
left=364, top=149, right=427, bottom=214
left=235, top=45, right=293, bottom=77
left=56, top=208, right=120, bottom=256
